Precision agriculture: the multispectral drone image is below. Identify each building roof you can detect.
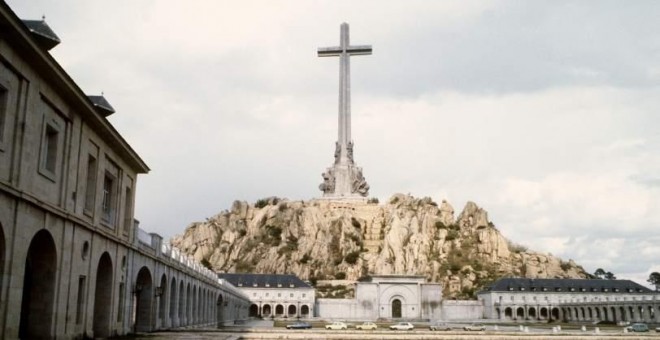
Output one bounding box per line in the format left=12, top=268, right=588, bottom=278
left=218, top=273, right=312, bottom=289
left=481, top=278, right=654, bottom=294
left=21, top=19, right=60, bottom=50
left=87, top=95, right=116, bottom=116
left=0, top=3, right=149, bottom=174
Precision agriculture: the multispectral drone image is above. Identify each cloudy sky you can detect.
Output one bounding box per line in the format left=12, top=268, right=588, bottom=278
left=7, top=1, right=660, bottom=286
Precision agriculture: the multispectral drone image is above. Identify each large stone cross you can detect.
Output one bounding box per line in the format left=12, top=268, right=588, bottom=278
left=318, top=22, right=372, bottom=157
left=317, top=23, right=371, bottom=199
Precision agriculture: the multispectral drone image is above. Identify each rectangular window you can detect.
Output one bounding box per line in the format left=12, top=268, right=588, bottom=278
left=42, top=123, right=59, bottom=174
left=102, top=172, right=115, bottom=225
left=123, top=184, right=133, bottom=233
left=117, top=282, right=125, bottom=322
left=76, top=276, right=87, bottom=324
left=290, top=293, right=293, bottom=298
left=84, top=154, right=98, bottom=214
left=0, top=86, right=7, bottom=144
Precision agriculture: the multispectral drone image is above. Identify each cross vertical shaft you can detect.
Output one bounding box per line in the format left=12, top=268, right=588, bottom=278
left=318, top=23, right=372, bottom=198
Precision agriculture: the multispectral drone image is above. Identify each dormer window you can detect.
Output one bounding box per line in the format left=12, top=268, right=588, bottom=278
left=238, top=283, right=243, bottom=287
left=277, top=284, right=282, bottom=287
left=570, top=288, right=575, bottom=292
left=265, top=283, right=270, bottom=287
left=253, top=283, right=258, bottom=287
left=542, top=287, right=548, bottom=291
left=289, top=284, right=295, bottom=288
left=555, top=287, right=562, bottom=292
left=580, top=288, right=586, bottom=292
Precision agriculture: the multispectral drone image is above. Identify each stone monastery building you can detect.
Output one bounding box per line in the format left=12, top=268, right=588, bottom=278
left=0, top=3, right=250, bottom=339
left=478, top=278, right=660, bottom=324
left=218, top=273, right=315, bottom=319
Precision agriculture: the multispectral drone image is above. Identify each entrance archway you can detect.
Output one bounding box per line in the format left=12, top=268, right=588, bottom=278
left=392, top=299, right=402, bottom=318
left=288, top=304, right=297, bottom=317
left=505, top=307, right=513, bottom=319
left=249, top=304, right=259, bottom=317
left=134, top=266, right=153, bottom=332
left=216, top=295, right=224, bottom=327
left=169, top=277, right=177, bottom=326
left=19, top=230, right=57, bottom=339
left=262, top=304, right=271, bottom=317
left=275, top=304, right=284, bottom=316
left=93, top=252, right=113, bottom=337
left=301, top=305, right=309, bottom=316
left=158, top=274, right=167, bottom=326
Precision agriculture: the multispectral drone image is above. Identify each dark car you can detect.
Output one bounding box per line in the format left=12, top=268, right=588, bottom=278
left=286, top=321, right=312, bottom=329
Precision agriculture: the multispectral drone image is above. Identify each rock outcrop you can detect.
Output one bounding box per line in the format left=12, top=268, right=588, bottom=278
left=171, top=194, right=588, bottom=297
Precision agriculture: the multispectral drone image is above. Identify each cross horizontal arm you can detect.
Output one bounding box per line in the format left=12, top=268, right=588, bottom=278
left=317, top=45, right=373, bottom=57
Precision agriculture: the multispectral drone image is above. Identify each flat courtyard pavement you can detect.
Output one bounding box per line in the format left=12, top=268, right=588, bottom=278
left=120, top=320, right=660, bottom=339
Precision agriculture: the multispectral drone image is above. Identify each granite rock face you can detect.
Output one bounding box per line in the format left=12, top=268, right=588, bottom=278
left=171, top=194, right=588, bottom=297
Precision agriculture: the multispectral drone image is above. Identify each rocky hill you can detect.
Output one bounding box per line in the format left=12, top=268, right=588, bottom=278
left=170, top=194, right=588, bottom=298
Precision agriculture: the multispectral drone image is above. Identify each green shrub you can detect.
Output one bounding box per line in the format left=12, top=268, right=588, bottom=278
left=255, top=199, right=269, bottom=208
left=344, top=251, right=360, bottom=264
left=445, top=230, right=459, bottom=241
left=299, top=253, right=311, bottom=264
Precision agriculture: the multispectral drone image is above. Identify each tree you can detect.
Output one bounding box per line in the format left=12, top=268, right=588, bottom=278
left=594, top=268, right=606, bottom=279
left=648, top=272, right=660, bottom=291
left=604, top=271, right=616, bottom=280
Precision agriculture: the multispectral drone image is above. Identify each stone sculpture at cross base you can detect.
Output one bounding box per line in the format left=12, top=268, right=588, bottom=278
left=317, top=23, right=371, bottom=199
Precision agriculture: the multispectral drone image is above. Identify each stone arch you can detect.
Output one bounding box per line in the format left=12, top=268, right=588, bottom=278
left=391, top=298, right=402, bottom=318
left=648, top=306, right=655, bottom=321
left=611, top=306, right=617, bottom=322
left=135, top=266, right=153, bottom=332
left=178, top=280, right=185, bottom=324
left=93, top=252, right=114, bottom=337
left=551, top=307, right=560, bottom=321
left=288, top=304, right=297, bottom=317
left=528, top=307, right=537, bottom=319
left=216, top=294, right=224, bottom=327
left=619, top=306, right=626, bottom=321
left=594, top=307, right=601, bottom=320
left=169, top=277, right=177, bottom=326
left=249, top=304, right=259, bottom=317
left=275, top=304, right=284, bottom=316
left=587, top=307, right=593, bottom=320
left=195, top=285, right=201, bottom=322
left=186, top=283, right=192, bottom=324
left=516, top=307, right=524, bottom=319
left=301, top=305, right=310, bottom=316
left=504, top=307, right=513, bottom=319
left=540, top=307, right=548, bottom=319
left=158, top=273, right=167, bottom=324
left=19, top=229, right=57, bottom=339
left=262, top=304, right=271, bottom=317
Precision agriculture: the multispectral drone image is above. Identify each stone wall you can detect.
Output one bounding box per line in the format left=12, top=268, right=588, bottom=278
left=441, top=300, right=484, bottom=320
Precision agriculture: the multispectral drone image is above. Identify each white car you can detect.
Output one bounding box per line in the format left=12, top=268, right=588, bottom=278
left=355, top=321, right=378, bottom=330
left=389, top=322, right=414, bottom=330
left=463, top=323, right=486, bottom=331
left=325, top=321, right=348, bottom=330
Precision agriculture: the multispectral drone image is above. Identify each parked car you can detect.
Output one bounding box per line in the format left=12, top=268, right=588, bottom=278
left=285, top=321, right=312, bottom=329
left=626, top=323, right=649, bottom=332
left=389, top=322, right=414, bottom=330
left=463, top=323, right=486, bottom=331
left=355, top=321, right=378, bottom=330
left=325, top=321, right=348, bottom=330
left=656, top=326, right=660, bottom=332
left=429, top=322, right=451, bottom=331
